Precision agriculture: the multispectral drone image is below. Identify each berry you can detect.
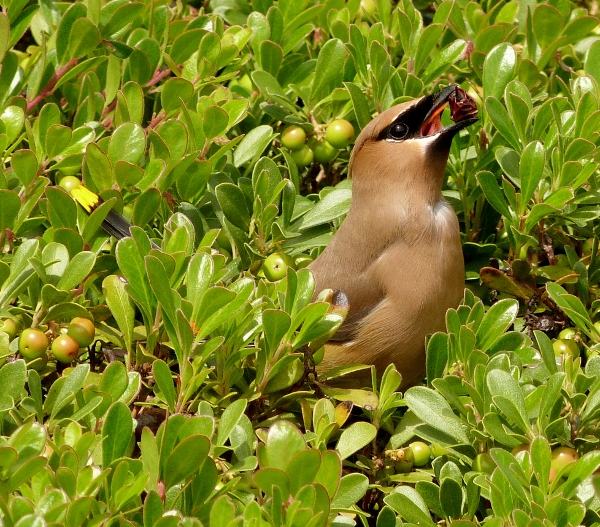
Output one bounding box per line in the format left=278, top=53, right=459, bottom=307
left=325, top=119, right=355, bottom=149
left=294, top=255, right=313, bottom=269
left=472, top=453, right=496, bottom=474
left=59, top=176, right=81, bottom=193
left=52, top=334, right=81, bottom=363
left=553, top=339, right=580, bottom=358
left=558, top=327, right=577, bottom=340
left=312, top=140, right=337, bottom=164
left=67, top=317, right=95, bottom=347
left=262, top=253, right=296, bottom=282
left=19, top=328, right=49, bottom=360
left=281, top=126, right=307, bottom=151
left=409, top=441, right=431, bottom=467
left=290, top=144, right=313, bottom=167
left=551, top=446, right=578, bottom=476
left=0, top=318, right=18, bottom=340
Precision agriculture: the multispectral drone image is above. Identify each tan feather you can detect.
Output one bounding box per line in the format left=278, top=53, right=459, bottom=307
left=309, top=86, right=477, bottom=388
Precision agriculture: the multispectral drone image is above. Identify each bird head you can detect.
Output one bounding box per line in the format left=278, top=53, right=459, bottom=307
left=349, top=86, right=478, bottom=201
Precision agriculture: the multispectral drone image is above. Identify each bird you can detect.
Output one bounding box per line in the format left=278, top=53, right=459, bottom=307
left=308, top=85, right=478, bottom=389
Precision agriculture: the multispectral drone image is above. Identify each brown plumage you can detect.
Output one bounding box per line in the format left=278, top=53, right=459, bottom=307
left=309, top=85, right=478, bottom=388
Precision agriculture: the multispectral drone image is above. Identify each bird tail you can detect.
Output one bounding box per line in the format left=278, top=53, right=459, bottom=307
left=70, top=185, right=160, bottom=249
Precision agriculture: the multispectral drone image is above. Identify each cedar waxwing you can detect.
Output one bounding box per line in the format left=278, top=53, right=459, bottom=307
left=309, top=85, right=478, bottom=388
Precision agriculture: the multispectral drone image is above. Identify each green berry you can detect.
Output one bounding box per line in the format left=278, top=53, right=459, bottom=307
left=262, top=253, right=296, bottom=281
left=553, top=339, right=580, bottom=358
left=551, top=446, right=578, bottom=475
left=0, top=318, right=19, bottom=340
left=558, top=328, right=577, bottom=340
left=281, top=126, right=307, bottom=151
left=294, top=255, right=313, bottom=269
left=312, top=140, right=337, bottom=164
left=472, top=453, right=496, bottom=474
left=325, top=119, right=355, bottom=149
left=59, top=176, right=82, bottom=193
left=67, top=317, right=95, bottom=347
left=290, top=144, right=314, bottom=167
left=409, top=441, right=431, bottom=467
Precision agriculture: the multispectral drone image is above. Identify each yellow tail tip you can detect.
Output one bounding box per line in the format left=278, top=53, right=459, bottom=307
left=71, top=186, right=100, bottom=213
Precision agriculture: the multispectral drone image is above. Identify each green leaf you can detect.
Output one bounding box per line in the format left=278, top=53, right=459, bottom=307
left=84, top=142, right=113, bottom=190
left=310, top=38, right=346, bottom=103
left=477, top=171, right=512, bottom=218
left=405, top=386, right=469, bottom=444
left=233, top=125, right=275, bottom=167
left=384, top=487, right=436, bottom=527
left=153, top=360, right=177, bottom=413
left=103, top=275, right=135, bottom=356
left=475, top=299, right=519, bottom=351
left=483, top=43, right=517, bottom=101
left=344, top=82, right=371, bottom=131
left=423, top=40, right=467, bottom=83
left=0, top=190, right=21, bottom=233
left=68, top=17, right=100, bottom=60
left=332, top=473, right=369, bottom=509
left=585, top=40, right=600, bottom=87
left=560, top=450, right=600, bottom=499
left=287, top=449, right=321, bottom=496
left=486, top=97, right=520, bottom=150
left=530, top=436, right=551, bottom=495
left=56, top=251, right=95, bottom=291
left=0, top=105, right=25, bottom=144
left=216, top=398, right=247, bottom=446
left=215, top=183, right=251, bottom=231
left=102, top=402, right=133, bottom=468
left=203, top=106, right=229, bottom=142
left=439, top=477, right=463, bottom=520
left=300, top=188, right=351, bottom=230
left=55, top=2, right=86, bottom=65
left=0, top=359, right=26, bottom=402
left=0, top=13, right=9, bottom=62
left=262, top=309, right=291, bottom=359
left=265, top=421, right=306, bottom=470
left=161, top=77, right=194, bottom=114
left=532, top=5, right=563, bottom=49
left=519, top=141, right=545, bottom=207
left=426, top=332, right=449, bottom=384
left=107, top=122, right=145, bottom=165
left=164, top=435, right=210, bottom=489
left=546, top=282, right=594, bottom=336
left=335, top=422, right=377, bottom=460
left=49, top=363, right=90, bottom=420
left=11, top=149, right=38, bottom=187
left=486, top=369, right=531, bottom=435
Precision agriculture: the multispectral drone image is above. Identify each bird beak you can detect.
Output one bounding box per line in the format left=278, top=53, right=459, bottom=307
left=418, top=85, right=479, bottom=144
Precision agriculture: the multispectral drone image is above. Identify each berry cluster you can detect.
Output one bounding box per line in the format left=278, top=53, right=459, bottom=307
left=281, top=119, right=355, bottom=167
left=1, top=317, right=95, bottom=367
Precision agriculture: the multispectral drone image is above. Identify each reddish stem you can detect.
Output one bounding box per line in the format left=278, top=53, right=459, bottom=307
left=146, top=67, right=172, bottom=88
left=26, top=58, right=79, bottom=113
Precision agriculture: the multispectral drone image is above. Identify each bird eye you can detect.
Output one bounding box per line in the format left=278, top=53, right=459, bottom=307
left=388, top=122, right=408, bottom=141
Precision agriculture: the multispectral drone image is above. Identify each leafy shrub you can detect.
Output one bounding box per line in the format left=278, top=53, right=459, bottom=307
left=1, top=0, right=600, bottom=525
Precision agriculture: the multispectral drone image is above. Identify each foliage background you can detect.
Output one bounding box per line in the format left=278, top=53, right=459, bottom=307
left=1, top=0, right=600, bottom=525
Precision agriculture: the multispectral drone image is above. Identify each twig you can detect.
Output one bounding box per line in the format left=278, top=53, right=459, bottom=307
left=26, top=58, right=78, bottom=113
left=146, top=67, right=172, bottom=88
